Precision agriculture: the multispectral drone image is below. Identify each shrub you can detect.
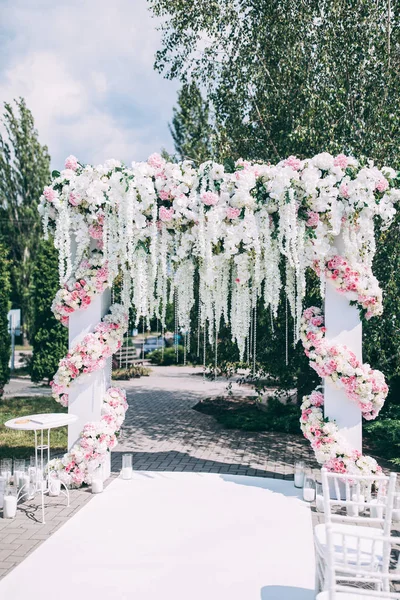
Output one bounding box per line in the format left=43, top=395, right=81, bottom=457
left=0, top=244, right=11, bottom=396
left=148, top=346, right=184, bottom=365
left=193, top=396, right=300, bottom=434
left=112, top=365, right=151, bottom=380
left=30, top=239, right=68, bottom=383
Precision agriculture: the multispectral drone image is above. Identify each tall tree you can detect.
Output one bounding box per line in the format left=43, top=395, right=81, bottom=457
left=0, top=243, right=11, bottom=396
left=30, top=238, right=68, bottom=383
left=0, top=98, right=51, bottom=341
left=150, top=0, right=400, bottom=166
left=169, top=83, right=213, bottom=163
left=150, top=0, right=400, bottom=397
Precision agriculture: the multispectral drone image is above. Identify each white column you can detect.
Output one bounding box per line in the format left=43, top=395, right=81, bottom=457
left=324, top=237, right=362, bottom=452
left=67, top=289, right=112, bottom=450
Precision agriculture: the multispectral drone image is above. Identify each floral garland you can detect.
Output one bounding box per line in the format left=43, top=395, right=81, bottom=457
left=52, top=257, right=111, bottom=326
left=301, top=306, right=388, bottom=420
left=39, top=152, right=400, bottom=359
left=48, top=387, right=128, bottom=486
left=300, top=391, right=382, bottom=477
left=300, top=305, right=388, bottom=475
left=313, top=255, right=383, bottom=319
left=51, top=303, right=128, bottom=406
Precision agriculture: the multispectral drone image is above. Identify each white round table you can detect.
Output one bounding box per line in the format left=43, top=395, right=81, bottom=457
left=4, top=413, right=77, bottom=523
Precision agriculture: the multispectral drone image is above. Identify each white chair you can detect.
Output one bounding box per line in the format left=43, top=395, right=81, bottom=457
left=316, top=528, right=400, bottom=599
left=315, top=468, right=397, bottom=591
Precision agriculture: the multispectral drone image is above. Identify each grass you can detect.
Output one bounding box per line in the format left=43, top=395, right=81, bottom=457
left=193, top=396, right=300, bottom=433
left=0, top=396, right=68, bottom=459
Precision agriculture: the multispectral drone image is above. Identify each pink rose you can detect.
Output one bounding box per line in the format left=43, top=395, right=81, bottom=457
left=375, top=178, right=389, bottom=192
left=65, top=155, right=78, bottom=171
left=333, top=154, right=348, bottom=169
left=159, top=206, right=175, bottom=222
left=284, top=156, right=302, bottom=170
left=339, top=183, right=350, bottom=198
left=306, top=211, right=319, bottom=227
left=226, top=207, right=241, bottom=219
left=148, top=153, right=165, bottom=169
left=201, top=191, right=219, bottom=206
left=43, top=186, right=56, bottom=202
left=69, top=192, right=81, bottom=206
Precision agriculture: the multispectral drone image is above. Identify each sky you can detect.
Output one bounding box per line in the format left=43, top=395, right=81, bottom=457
left=0, top=0, right=179, bottom=169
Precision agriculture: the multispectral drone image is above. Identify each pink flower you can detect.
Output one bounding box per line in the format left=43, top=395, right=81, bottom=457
left=375, top=178, right=389, bottom=192
left=339, top=183, right=350, bottom=198
left=226, top=207, right=241, bottom=219
left=201, top=191, right=219, bottom=206
left=65, top=155, right=78, bottom=171
left=306, top=211, right=319, bottom=227
left=147, top=153, right=165, bottom=169
left=159, top=206, right=175, bottom=222
left=159, top=190, right=171, bottom=201
left=69, top=192, right=81, bottom=206
left=88, top=224, right=103, bottom=239
left=284, top=156, right=302, bottom=170
left=333, top=154, right=348, bottom=169
left=43, top=186, right=56, bottom=202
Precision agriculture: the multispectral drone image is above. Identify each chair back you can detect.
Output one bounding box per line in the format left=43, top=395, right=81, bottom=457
left=323, top=527, right=400, bottom=599
left=321, top=468, right=397, bottom=537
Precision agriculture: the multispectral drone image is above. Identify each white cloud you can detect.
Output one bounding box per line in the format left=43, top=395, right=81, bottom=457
left=0, top=0, right=178, bottom=168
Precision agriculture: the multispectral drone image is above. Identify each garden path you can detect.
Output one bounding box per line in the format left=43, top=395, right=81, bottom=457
left=0, top=366, right=318, bottom=581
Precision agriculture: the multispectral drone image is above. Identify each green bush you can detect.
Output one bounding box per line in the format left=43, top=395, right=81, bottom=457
left=112, top=365, right=151, bottom=380
left=0, top=243, right=11, bottom=396
left=148, top=346, right=185, bottom=365
left=30, top=239, right=68, bottom=383
left=193, top=396, right=300, bottom=434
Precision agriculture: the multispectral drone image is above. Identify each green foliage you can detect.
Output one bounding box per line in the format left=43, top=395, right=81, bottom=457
left=30, top=238, right=67, bottom=383
left=0, top=244, right=11, bottom=395
left=169, top=83, right=213, bottom=164
left=193, top=396, right=300, bottom=433
left=0, top=396, right=67, bottom=459
left=151, top=0, right=400, bottom=167
left=148, top=345, right=185, bottom=365
left=0, top=98, right=51, bottom=340
left=112, top=365, right=151, bottom=379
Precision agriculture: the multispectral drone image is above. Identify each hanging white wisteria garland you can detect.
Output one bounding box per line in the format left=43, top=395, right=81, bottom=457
left=40, top=151, right=400, bottom=482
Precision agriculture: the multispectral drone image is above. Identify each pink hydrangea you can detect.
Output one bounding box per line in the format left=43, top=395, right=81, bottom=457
left=65, top=155, right=78, bottom=171
left=201, top=191, right=219, bottom=206
left=339, top=183, right=350, bottom=198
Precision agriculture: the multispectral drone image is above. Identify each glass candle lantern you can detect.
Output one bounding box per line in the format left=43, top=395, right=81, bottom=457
left=3, top=485, right=17, bottom=519
left=121, top=454, right=133, bottom=480
left=315, top=482, right=324, bottom=513
left=303, top=476, right=316, bottom=502
left=0, top=458, right=12, bottom=484
left=294, top=461, right=305, bottom=488
left=13, top=459, right=26, bottom=488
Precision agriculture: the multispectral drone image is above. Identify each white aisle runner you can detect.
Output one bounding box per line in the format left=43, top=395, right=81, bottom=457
left=0, top=472, right=315, bottom=600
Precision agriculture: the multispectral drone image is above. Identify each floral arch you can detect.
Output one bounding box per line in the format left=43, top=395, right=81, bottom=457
left=40, top=152, right=400, bottom=486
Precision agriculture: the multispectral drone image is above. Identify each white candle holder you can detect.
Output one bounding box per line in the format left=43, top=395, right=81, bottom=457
left=121, top=454, right=133, bottom=480
left=294, top=461, right=305, bottom=488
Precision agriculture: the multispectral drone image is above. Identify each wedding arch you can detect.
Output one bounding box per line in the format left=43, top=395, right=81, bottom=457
left=39, top=152, right=400, bottom=486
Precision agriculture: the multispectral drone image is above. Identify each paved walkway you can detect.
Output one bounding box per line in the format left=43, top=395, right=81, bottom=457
left=0, top=367, right=317, bottom=580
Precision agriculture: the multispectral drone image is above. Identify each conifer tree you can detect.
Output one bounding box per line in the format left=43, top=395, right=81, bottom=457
left=0, top=243, right=11, bottom=396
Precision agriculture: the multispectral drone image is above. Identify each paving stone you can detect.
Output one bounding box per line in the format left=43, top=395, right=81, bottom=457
left=0, top=365, right=321, bottom=580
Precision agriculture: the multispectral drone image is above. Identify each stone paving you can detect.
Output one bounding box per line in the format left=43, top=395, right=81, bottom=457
left=0, top=366, right=319, bottom=580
